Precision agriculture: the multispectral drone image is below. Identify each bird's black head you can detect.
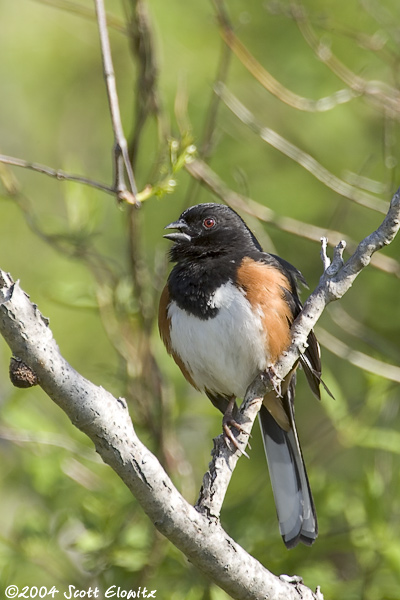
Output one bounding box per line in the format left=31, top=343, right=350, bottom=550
left=164, top=203, right=262, bottom=263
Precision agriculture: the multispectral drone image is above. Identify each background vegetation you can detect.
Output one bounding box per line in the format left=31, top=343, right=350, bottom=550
left=0, top=0, right=400, bottom=598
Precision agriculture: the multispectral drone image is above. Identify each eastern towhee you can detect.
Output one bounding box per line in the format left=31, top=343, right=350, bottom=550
left=158, top=203, right=322, bottom=549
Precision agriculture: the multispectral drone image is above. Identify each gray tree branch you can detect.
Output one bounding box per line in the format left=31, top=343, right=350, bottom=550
left=0, top=188, right=398, bottom=600
left=0, top=272, right=320, bottom=600
left=0, top=153, right=115, bottom=195
left=195, top=187, right=400, bottom=524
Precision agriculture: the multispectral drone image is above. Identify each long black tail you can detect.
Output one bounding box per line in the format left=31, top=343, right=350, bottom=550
left=258, top=403, right=317, bottom=549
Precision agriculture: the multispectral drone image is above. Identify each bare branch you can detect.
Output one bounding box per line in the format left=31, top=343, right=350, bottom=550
left=0, top=153, right=115, bottom=195
left=196, top=387, right=264, bottom=519
left=0, top=270, right=320, bottom=600
left=94, top=0, right=139, bottom=205
left=1, top=2, right=140, bottom=204
left=196, top=188, right=400, bottom=520
left=285, top=188, right=400, bottom=367
left=320, top=237, right=331, bottom=271
left=0, top=186, right=398, bottom=598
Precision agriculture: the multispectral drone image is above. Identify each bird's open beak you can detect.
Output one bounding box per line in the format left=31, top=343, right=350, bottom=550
left=163, top=220, right=191, bottom=243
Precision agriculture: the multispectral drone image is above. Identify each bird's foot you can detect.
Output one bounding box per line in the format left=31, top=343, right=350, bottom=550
left=262, top=366, right=282, bottom=397
left=222, top=397, right=250, bottom=458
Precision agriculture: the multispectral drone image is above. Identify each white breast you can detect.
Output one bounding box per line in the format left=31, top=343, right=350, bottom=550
left=168, top=281, right=269, bottom=398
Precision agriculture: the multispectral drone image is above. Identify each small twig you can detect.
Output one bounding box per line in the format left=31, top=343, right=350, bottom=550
left=321, top=239, right=346, bottom=279
left=1, top=0, right=139, bottom=204
left=124, top=0, right=161, bottom=327
left=320, top=237, right=331, bottom=271
left=94, top=0, right=139, bottom=206
left=290, top=187, right=400, bottom=351
left=0, top=154, right=115, bottom=195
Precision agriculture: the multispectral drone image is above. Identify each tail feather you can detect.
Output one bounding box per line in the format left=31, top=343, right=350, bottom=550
left=258, top=404, right=317, bottom=549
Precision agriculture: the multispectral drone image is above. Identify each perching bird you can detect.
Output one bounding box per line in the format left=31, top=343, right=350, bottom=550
left=158, top=203, right=322, bottom=548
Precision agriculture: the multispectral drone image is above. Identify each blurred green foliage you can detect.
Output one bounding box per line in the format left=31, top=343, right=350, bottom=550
left=0, top=0, right=400, bottom=598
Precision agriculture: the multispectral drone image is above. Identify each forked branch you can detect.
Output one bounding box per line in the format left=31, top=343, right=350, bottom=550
left=0, top=188, right=398, bottom=599
left=196, top=188, right=400, bottom=522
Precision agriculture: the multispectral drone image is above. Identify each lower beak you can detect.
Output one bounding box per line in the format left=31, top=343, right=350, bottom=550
left=163, top=220, right=191, bottom=243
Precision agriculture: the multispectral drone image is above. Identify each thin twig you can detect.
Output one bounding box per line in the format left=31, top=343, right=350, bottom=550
left=122, top=1, right=176, bottom=473
left=0, top=153, right=115, bottom=195
left=94, top=0, right=139, bottom=205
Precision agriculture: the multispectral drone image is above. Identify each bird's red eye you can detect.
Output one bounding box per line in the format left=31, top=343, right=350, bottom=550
left=203, top=217, right=216, bottom=229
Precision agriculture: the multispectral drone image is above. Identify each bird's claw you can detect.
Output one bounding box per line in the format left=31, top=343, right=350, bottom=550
left=262, top=366, right=282, bottom=397
left=222, top=399, right=250, bottom=458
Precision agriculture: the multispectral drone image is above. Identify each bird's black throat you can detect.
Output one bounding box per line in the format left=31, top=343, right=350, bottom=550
left=167, top=254, right=238, bottom=320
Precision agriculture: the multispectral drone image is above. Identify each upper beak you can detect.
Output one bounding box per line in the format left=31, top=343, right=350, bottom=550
left=163, top=220, right=191, bottom=243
